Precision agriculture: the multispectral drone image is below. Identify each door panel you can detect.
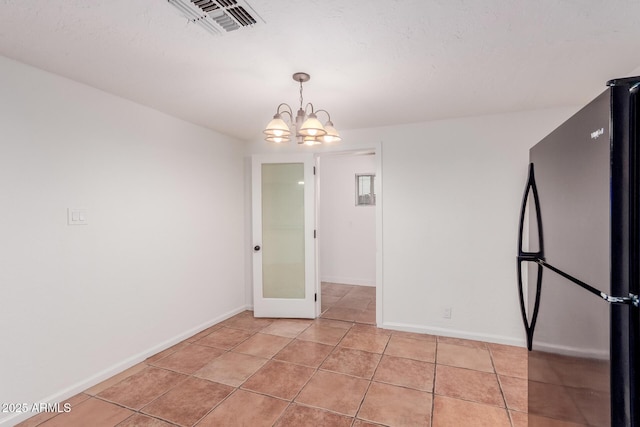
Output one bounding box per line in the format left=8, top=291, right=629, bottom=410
left=252, top=154, right=316, bottom=318
left=261, top=163, right=305, bottom=299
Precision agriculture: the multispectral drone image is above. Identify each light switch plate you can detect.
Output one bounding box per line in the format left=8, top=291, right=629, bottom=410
left=68, top=208, right=88, bottom=225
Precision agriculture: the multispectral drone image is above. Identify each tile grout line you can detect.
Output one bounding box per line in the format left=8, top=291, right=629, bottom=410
left=432, top=337, right=524, bottom=424
left=90, top=369, right=196, bottom=426
left=488, top=346, right=513, bottom=427
left=352, top=380, right=375, bottom=426
left=189, top=384, right=241, bottom=427
left=135, top=372, right=192, bottom=425
left=187, top=317, right=296, bottom=427
left=242, top=317, right=351, bottom=426
left=350, top=327, right=392, bottom=425
left=270, top=318, right=356, bottom=425
left=431, top=335, right=440, bottom=426
left=268, top=321, right=327, bottom=424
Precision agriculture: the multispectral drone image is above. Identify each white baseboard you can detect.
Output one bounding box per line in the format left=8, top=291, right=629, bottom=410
left=0, top=305, right=249, bottom=427
left=382, top=321, right=527, bottom=348
left=321, top=276, right=375, bottom=287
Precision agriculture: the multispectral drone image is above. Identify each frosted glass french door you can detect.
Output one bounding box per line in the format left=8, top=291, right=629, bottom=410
left=252, top=154, right=316, bottom=318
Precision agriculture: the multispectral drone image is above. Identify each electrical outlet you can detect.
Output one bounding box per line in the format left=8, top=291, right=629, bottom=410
left=443, top=307, right=452, bottom=319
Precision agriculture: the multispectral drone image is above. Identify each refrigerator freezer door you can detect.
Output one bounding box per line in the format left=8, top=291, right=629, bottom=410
left=527, top=89, right=611, bottom=426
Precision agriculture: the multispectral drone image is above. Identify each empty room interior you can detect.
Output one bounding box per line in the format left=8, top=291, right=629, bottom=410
left=2, top=1, right=640, bottom=426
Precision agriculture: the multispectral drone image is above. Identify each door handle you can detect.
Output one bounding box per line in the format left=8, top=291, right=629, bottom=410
left=254, top=245, right=261, bottom=252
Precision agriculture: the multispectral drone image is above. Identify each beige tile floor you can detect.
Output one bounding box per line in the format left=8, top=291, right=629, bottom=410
left=320, top=283, right=376, bottom=324
left=18, top=284, right=528, bottom=427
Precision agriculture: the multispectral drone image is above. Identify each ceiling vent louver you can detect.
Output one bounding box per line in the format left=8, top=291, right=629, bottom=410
left=167, top=0, right=264, bottom=36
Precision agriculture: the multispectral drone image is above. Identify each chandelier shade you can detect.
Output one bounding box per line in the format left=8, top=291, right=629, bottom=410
left=265, top=135, right=290, bottom=143
left=263, top=114, right=291, bottom=138
left=320, top=121, right=342, bottom=143
left=298, top=112, right=327, bottom=137
left=263, top=73, right=340, bottom=145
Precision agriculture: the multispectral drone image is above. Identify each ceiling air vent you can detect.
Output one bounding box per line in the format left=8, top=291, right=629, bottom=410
left=167, top=0, right=264, bottom=36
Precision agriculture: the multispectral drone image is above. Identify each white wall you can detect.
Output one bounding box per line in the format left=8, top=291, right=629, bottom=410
left=246, top=105, right=578, bottom=346
left=625, top=64, right=640, bottom=77
left=0, top=56, right=246, bottom=426
left=319, top=154, right=376, bottom=286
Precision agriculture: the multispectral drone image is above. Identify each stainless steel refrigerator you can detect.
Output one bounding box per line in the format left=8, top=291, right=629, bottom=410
left=517, top=76, right=639, bottom=426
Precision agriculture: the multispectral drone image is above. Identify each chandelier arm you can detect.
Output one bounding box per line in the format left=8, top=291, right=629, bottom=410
left=303, top=103, right=316, bottom=115
left=276, top=103, right=293, bottom=117
left=314, top=109, right=331, bottom=122
left=279, top=110, right=293, bottom=123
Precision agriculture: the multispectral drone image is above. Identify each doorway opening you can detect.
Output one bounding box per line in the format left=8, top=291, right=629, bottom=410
left=316, top=150, right=378, bottom=324
left=320, top=283, right=376, bottom=324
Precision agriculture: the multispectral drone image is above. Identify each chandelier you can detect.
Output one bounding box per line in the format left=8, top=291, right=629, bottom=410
left=263, top=72, right=341, bottom=145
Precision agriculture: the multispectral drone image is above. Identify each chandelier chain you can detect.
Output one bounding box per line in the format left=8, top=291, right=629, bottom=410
left=299, top=80, right=304, bottom=109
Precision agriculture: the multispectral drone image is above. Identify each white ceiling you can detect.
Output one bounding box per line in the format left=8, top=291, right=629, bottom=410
left=1, top=0, right=639, bottom=141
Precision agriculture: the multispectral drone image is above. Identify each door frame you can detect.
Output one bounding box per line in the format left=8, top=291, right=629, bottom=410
left=247, top=142, right=383, bottom=325
left=314, top=142, right=383, bottom=326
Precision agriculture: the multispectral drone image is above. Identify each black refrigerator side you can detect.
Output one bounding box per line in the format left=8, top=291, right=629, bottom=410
left=631, top=79, right=640, bottom=427
left=609, top=76, right=640, bottom=426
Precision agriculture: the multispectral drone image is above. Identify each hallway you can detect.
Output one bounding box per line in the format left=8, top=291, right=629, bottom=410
left=320, top=283, right=376, bottom=325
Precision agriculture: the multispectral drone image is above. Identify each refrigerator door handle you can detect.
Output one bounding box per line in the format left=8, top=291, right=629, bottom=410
left=517, top=164, right=638, bottom=351
left=517, top=163, right=544, bottom=351
left=535, top=258, right=639, bottom=307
